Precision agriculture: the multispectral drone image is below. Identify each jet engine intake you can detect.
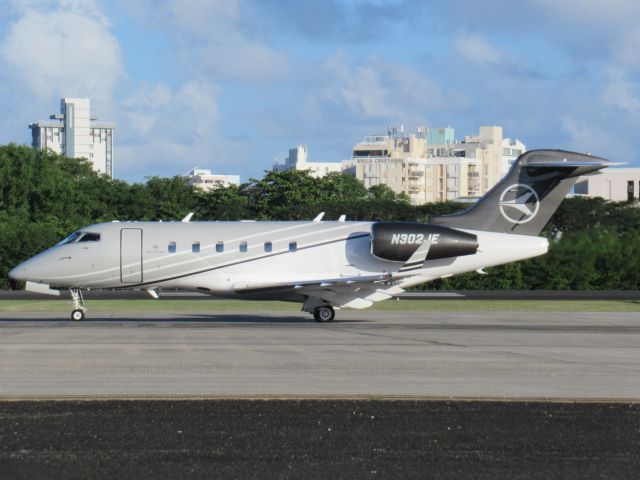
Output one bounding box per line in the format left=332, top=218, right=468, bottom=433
left=371, top=222, right=478, bottom=262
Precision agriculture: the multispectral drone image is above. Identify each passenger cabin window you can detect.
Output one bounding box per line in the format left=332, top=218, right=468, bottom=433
left=78, top=233, right=100, bottom=242
left=192, top=242, right=200, bottom=253
left=289, top=241, right=297, bottom=252
left=240, top=241, right=248, bottom=253
left=264, top=241, right=272, bottom=252
left=216, top=241, right=224, bottom=253
left=168, top=241, right=176, bottom=253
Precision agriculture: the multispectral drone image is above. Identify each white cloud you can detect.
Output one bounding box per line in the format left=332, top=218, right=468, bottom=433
left=603, top=68, right=640, bottom=114
left=323, top=55, right=389, bottom=118
left=535, top=0, right=640, bottom=29
left=453, top=34, right=502, bottom=65
left=321, top=54, right=453, bottom=121
left=560, top=116, right=635, bottom=161
left=0, top=0, right=124, bottom=103
left=122, top=0, right=290, bottom=82
left=117, top=80, right=236, bottom=179
left=614, top=29, right=640, bottom=71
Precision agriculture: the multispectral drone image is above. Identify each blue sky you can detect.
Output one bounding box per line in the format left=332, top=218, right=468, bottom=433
left=1, top=0, right=639, bottom=183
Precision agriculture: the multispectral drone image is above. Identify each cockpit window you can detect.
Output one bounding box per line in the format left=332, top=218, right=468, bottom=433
left=56, top=231, right=83, bottom=246
left=78, top=233, right=101, bottom=242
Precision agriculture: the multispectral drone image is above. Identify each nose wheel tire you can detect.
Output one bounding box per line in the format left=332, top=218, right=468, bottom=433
left=71, top=309, right=85, bottom=321
left=313, top=306, right=335, bottom=323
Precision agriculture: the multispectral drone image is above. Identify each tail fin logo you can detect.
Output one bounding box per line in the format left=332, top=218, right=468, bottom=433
left=499, top=184, right=540, bottom=224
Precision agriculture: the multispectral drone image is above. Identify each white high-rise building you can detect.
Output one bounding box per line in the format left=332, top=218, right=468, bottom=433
left=183, top=167, right=240, bottom=191
left=29, top=98, right=115, bottom=177
left=272, top=144, right=343, bottom=178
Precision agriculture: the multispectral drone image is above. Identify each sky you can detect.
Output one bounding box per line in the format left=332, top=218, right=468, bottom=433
left=1, top=0, right=639, bottom=183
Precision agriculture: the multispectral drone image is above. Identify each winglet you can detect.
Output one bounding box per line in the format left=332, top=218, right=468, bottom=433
left=313, top=212, right=325, bottom=222
left=181, top=212, right=194, bottom=223
left=338, top=214, right=346, bottom=222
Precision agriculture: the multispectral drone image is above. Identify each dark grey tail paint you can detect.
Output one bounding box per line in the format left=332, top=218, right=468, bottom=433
left=431, top=149, right=612, bottom=236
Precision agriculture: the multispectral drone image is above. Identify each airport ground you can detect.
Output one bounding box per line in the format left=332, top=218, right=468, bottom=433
left=0, top=298, right=639, bottom=477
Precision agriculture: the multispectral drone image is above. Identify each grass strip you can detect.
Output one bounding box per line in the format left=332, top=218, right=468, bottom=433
left=0, top=299, right=639, bottom=313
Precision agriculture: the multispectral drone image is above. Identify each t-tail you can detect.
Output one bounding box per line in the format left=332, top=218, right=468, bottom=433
left=431, top=149, right=615, bottom=236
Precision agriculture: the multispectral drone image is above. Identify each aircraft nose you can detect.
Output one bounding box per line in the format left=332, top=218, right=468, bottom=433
left=9, top=261, right=30, bottom=282
left=9, top=256, right=50, bottom=283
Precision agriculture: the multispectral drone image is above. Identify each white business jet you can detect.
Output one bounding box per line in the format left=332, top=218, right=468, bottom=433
left=9, top=150, right=613, bottom=322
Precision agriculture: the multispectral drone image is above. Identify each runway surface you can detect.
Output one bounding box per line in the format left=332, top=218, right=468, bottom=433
left=1, top=309, right=638, bottom=399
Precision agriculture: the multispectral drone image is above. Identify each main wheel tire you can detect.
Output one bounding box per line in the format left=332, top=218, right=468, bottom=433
left=314, top=306, right=335, bottom=323
left=71, top=309, right=85, bottom=321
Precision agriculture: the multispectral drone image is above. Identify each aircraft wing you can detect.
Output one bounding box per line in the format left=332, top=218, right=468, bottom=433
left=233, top=273, right=391, bottom=295
left=233, top=239, right=435, bottom=310
left=233, top=273, right=410, bottom=310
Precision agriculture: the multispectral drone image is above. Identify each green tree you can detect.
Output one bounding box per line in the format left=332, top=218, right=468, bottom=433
left=367, top=184, right=400, bottom=201
left=244, top=170, right=324, bottom=219
left=194, top=185, right=252, bottom=220
left=144, top=176, right=197, bottom=220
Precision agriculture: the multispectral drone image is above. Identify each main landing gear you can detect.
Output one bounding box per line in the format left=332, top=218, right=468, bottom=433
left=313, top=305, right=335, bottom=323
left=70, top=288, right=87, bottom=321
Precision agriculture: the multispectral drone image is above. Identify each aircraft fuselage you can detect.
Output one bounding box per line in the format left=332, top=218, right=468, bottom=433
left=10, top=220, right=548, bottom=298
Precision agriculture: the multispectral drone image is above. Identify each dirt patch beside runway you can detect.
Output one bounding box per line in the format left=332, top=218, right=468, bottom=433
left=0, top=400, right=638, bottom=479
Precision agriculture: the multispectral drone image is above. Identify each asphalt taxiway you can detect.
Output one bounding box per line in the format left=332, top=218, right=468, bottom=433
left=1, top=309, right=638, bottom=399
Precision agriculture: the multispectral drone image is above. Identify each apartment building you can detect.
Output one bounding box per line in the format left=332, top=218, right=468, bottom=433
left=349, top=125, right=522, bottom=204
left=29, top=98, right=115, bottom=177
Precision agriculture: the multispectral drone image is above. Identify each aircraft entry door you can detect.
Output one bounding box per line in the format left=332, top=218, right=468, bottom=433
left=120, top=228, right=143, bottom=283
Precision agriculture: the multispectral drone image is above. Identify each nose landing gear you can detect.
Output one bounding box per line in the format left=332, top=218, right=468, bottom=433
left=70, top=288, right=87, bottom=321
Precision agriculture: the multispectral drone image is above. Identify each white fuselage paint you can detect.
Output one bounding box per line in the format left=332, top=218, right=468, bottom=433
left=10, top=221, right=548, bottom=307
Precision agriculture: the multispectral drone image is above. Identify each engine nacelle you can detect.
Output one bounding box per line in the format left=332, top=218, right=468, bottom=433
left=371, top=222, right=478, bottom=262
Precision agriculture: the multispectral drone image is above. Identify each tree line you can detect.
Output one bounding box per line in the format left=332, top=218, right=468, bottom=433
left=1, top=143, right=639, bottom=290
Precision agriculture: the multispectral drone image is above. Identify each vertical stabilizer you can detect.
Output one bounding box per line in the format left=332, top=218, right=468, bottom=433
left=431, top=150, right=613, bottom=235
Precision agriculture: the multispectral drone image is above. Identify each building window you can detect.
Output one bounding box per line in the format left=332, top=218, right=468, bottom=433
left=264, top=241, right=272, bottom=252
left=240, top=241, right=248, bottom=253
left=289, top=241, right=297, bottom=252
left=168, top=241, right=176, bottom=253
left=216, top=241, right=224, bottom=253
left=192, top=242, right=200, bottom=253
